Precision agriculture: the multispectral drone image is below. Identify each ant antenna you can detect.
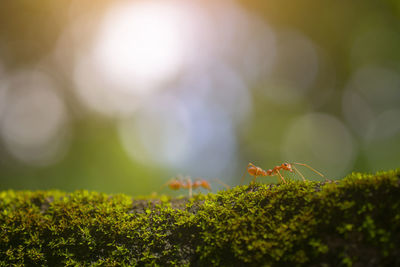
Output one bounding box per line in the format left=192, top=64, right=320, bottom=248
left=240, top=164, right=250, bottom=185
left=160, top=179, right=173, bottom=191
left=293, top=163, right=325, bottom=178
left=212, top=178, right=231, bottom=190
left=291, top=165, right=306, bottom=182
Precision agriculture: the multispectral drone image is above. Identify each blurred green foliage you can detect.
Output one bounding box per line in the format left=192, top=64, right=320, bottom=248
left=0, top=0, right=399, bottom=194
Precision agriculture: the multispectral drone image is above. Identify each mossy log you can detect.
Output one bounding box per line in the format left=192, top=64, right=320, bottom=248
left=0, top=170, right=399, bottom=266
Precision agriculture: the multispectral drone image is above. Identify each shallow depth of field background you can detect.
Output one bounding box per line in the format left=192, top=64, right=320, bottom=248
left=0, top=0, right=399, bottom=195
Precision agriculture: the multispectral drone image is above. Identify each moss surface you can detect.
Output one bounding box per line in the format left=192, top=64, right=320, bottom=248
left=1, top=170, right=400, bottom=266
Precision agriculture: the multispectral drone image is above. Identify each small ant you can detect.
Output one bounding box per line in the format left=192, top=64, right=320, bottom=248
left=164, top=176, right=211, bottom=198
left=243, top=162, right=324, bottom=184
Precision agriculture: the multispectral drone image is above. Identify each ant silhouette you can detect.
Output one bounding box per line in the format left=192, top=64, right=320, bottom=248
left=242, top=162, right=324, bottom=184
left=164, top=176, right=230, bottom=197
left=164, top=176, right=211, bottom=198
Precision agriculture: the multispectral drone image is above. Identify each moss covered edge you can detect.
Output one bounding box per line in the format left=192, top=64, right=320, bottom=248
left=1, top=169, right=400, bottom=266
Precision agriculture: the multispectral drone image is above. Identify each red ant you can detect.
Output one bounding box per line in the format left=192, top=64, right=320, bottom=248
left=164, top=176, right=230, bottom=197
left=243, top=162, right=324, bottom=184
left=164, top=176, right=211, bottom=198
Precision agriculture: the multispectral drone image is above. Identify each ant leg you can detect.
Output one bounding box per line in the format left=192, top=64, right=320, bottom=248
left=241, top=163, right=253, bottom=185
left=161, top=179, right=170, bottom=190
left=276, top=170, right=287, bottom=184
left=291, top=165, right=306, bottom=182
left=240, top=168, right=248, bottom=185
left=186, top=177, right=193, bottom=198
left=293, top=163, right=325, bottom=178
left=176, top=174, right=184, bottom=185
left=252, top=175, right=258, bottom=184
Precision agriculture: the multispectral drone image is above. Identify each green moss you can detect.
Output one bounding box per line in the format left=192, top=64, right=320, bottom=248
left=0, top=169, right=400, bottom=266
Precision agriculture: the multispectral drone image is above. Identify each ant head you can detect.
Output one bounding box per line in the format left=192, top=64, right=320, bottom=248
left=282, top=163, right=293, bottom=172
left=192, top=180, right=202, bottom=189
left=168, top=180, right=181, bottom=190
left=201, top=180, right=211, bottom=190
left=192, top=179, right=211, bottom=190
left=247, top=163, right=256, bottom=170
left=247, top=165, right=258, bottom=176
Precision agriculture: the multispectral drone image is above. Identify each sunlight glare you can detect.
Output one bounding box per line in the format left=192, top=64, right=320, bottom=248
left=93, top=1, right=186, bottom=93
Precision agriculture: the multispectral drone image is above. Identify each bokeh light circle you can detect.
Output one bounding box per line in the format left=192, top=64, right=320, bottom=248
left=0, top=70, right=70, bottom=166
left=351, top=65, right=400, bottom=110
left=342, top=65, right=400, bottom=142
left=118, top=94, right=237, bottom=178
left=282, top=113, right=356, bottom=178
left=118, top=96, right=191, bottom=167
left=342, top=89, right=375, bottom=140
left=73, top=0, right=192, bottom=117
left=0, top=63, right=7, bottom=121
left=93, top=1, right=187, bottom=92
left=262, top=31, right=319, bottom=103
left=371, top=109, right=400, bottom=140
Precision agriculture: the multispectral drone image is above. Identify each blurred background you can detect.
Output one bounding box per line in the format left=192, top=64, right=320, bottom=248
left=0, top=0, right=399, bottom=195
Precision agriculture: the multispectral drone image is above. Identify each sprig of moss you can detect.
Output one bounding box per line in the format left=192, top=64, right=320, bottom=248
left=0, top=169, right=399, bottom=266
